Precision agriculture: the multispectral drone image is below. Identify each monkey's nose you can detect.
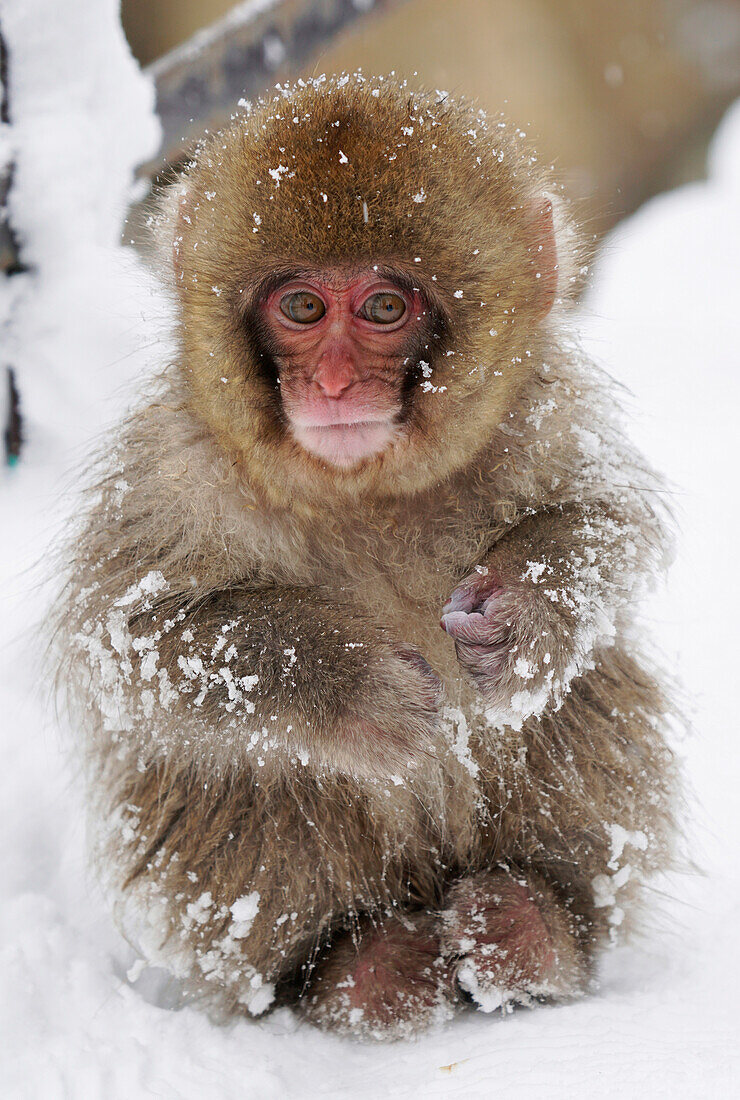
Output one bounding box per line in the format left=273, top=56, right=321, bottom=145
left=313, top=362, right=356, bottom=398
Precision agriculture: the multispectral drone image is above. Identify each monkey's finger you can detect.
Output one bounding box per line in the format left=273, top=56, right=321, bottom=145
left=440, top=610, right=500, bottom=645
left=441, top=586, right=480, bottom=616
left=443, top=577, right=504, bottom=617
left=480, top=592, right=503, bottom=617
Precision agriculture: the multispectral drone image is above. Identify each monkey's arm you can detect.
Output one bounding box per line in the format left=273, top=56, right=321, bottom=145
left=79, top=579, right=440, bottom=778
left=441, top=499, right=666, bottom=725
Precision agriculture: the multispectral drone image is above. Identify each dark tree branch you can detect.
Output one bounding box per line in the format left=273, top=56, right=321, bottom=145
left=0, top=28, right=23, bottom=276
left=1, top=25, right=25, bottom=466
left=4, top=367, right=21, bottom=465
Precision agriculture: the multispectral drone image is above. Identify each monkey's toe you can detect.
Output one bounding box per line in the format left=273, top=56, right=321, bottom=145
left=301, top=912, right=458, bottom=1040
left=440, top=870, right=588, bottom=1013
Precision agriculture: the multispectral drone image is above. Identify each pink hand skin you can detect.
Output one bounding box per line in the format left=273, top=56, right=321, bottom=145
left=440, top=569, right=512, bottom=695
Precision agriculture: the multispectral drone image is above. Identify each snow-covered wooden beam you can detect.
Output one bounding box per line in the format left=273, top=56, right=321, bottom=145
left=142, top=0, right=411, bottom=177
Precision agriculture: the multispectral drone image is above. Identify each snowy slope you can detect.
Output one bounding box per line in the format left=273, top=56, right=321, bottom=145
left=1, top=5, right=739, bottom=1095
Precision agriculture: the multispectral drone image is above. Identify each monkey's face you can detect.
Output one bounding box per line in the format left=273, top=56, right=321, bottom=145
left=168, top=77, right=568, bottom=503
left=258, top=269, right=432, bottom=467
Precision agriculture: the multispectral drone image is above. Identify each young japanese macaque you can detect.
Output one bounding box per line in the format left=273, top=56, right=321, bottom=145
left=58, top=75, right=679, bottom=1040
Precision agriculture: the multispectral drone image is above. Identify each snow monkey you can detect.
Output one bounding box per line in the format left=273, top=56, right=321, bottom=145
left=58, top=75, right=679, bottom=1039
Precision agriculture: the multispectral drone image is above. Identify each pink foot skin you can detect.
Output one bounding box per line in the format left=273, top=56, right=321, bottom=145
left=440, top=870, right=588, bottom=1012
left=302, top=873, right=588, bottom=1038
left=303, top=911, right=457, bottom=1040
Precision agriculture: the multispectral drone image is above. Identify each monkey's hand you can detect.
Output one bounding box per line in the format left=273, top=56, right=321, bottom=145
left=440, top=566, right=508, bottom=682
left=327, top=642, right=442, bottom=777
left=440, top=566, right=553, bottom=725
left=111, top=585, right=441, bottom=778
left=441, top=502, right=658, bottom=727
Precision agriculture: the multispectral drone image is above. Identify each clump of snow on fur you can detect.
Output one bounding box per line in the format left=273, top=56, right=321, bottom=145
left=607, top=824, right=648, bottom=870
left=440, top=705, right=479, bottom=777
left=592, top=823, right=651, bottom=940
left=230, top=892, right=261, bottom=938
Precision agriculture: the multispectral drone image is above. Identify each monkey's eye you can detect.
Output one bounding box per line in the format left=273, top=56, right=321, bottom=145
left=360, top=292, right=406, bottom=325
left=280, top=291, right=326, bottom=324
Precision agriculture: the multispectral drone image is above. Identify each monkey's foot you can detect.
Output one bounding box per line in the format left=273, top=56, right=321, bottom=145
left=440, top=870, right=587, bottom=1013
left=302, top=912, right=457, bottom=1040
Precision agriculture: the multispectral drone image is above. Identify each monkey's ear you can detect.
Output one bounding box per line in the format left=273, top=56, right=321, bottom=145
left=525, top=196, right=558, bottom=319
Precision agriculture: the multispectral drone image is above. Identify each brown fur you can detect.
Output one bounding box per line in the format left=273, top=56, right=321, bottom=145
left=56, top=76, right=679, bottom=1038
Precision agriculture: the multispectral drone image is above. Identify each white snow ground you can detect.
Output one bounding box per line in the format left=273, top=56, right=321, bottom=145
left=1, top=4, right=739, bottom=1096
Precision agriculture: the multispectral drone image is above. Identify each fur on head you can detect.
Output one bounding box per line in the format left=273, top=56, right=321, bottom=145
left=157, top=74, right=578, bottom=506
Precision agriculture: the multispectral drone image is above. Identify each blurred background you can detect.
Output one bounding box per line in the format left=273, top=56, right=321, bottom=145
left=122, top=0, right=740, bottom=239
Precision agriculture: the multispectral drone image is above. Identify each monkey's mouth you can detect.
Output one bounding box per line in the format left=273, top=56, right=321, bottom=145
left=290, top=419, right=398, bottom=466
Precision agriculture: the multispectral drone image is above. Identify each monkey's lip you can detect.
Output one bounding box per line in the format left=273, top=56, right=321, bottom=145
left=290, top=408, right=393, bottom=428
left=290, top=419, right=398, bottom=466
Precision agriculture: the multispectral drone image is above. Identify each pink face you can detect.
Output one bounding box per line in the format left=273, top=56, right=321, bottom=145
left=260, top=271, right=430, bottom=467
